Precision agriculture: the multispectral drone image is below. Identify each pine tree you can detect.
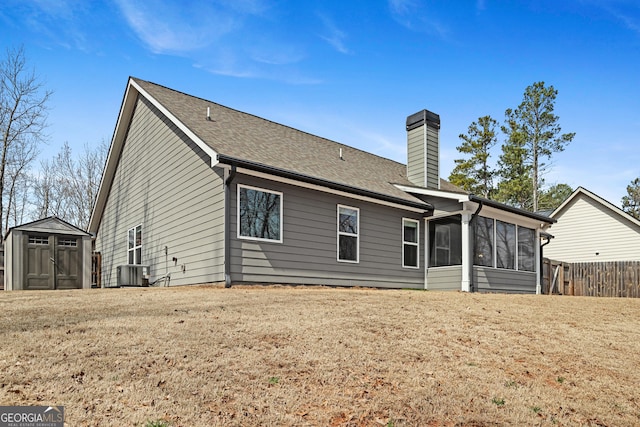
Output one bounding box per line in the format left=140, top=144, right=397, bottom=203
left=501, top=82, right=575, bottom=212
left=622, top=178, right=640, bottom=219
left=448, top=115, right=498, bottom=198
left=538, top=183, right=574, bottom=212
left=495, top=121, right=533, bottom=210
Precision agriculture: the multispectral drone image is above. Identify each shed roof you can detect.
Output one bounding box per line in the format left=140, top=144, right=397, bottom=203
left=6, top=216, right=90, bottom=239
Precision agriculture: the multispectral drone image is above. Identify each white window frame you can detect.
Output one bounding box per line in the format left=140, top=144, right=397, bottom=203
left=237, top=184, right=283, bottom=243
left=128, top=224, right=142, bottom=265
left=402, top=218, right=420, bottom=269
left=337, top=204, right=360, bottom=263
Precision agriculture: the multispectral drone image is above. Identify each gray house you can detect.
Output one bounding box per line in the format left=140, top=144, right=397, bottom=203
left=89, top=78, right=553, bottom=292
left=4, top=217, right=92, bottom=290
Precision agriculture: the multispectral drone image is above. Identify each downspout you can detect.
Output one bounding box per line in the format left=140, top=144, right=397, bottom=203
left=224, top=165, right=237, bottom=288
left=539, top=234, right=553, bottom=294
left=468, top=200, right=483, bottom=293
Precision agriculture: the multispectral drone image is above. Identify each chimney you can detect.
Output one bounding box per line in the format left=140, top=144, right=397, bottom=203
left=406, top=109, right=440, bottom=189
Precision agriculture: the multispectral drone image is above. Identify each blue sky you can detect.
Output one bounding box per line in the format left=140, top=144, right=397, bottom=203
left=2, top=0, right=639, bottom=207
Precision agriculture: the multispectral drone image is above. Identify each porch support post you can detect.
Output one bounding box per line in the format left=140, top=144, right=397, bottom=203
left=535, top=229, right=542, bottom=295
left=461, top=212, right=471, bottom=292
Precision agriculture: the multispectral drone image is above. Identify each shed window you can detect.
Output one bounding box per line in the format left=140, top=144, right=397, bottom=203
left=58, top=238, right=78, bottom=247
left=128, top=225, right=142, bottom=265
left=402, top=218, right=419, bottom=268
left=238, top=185, right=283, bottom=242
left=338, top=205, right=359, bottom=262
left=428, top=216, right=462, bottom=267
left=29, top=236, right=48, bottom=245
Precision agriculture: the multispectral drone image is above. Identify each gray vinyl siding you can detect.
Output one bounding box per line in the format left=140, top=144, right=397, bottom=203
left=425, top=125, right=439, bottom=189
left=407, top=125, right=425, bottom=188
left=229, top=174, right=425, bottom=289
left=406, top=125, right=439, bottom=189
left=474, top=267, right=536, bottom=294
left=94, top=95, right=225, bottom=287
left=426, top=266, right=462, bottom=290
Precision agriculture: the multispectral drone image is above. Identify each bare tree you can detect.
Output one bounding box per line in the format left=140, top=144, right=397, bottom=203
left=0, top=45, right=51, bottom=236
left=32, top=141, right=108, bottom=230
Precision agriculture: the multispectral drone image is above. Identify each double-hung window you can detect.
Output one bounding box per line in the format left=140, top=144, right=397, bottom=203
left=128, top=225, right=142, bottom=265
left=238, top=184, right=283, bottom=242
left=338, top=205, right=359, bottom=262
left=402, top=219, right=419, bottom=268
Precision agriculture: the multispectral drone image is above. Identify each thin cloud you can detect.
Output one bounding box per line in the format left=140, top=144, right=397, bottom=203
left=114, top=0, right=239, bottom=54
left=5, top=0, right=94, bottom=51
left=317, top=13, right=351, bottom=54
left=581, top=0, right=640, bottom=35
left=387, top=0, right=451, bottom=40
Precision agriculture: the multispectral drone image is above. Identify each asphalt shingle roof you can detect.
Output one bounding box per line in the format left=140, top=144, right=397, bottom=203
left=134, top=78, right=432, bottom=209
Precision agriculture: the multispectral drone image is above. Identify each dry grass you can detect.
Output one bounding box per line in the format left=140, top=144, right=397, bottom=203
left=1, top=285, right=639, bottom=426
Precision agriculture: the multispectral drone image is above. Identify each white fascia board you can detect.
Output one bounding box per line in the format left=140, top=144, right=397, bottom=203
left=89, top=80, right=139, bottom=233
left=129, top=79, right=219, bottom=167
left=472, top=203, right=546, bottom=229
left=394, top=184, right=470, bottom=203
left=224, top=165, right=427, bottom=213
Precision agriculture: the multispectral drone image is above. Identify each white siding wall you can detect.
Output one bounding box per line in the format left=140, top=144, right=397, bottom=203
left=94, top=96, right=225, bottom=287
left=545, top=195, right=640, bottom=262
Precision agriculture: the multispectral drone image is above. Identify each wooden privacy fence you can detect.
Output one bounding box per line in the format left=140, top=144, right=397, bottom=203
left=542, top=259, right=640, bottom=298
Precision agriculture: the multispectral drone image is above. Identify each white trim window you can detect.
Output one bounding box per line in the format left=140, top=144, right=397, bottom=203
left=402, top=218, right=419, bottom=268
left=238, top=184, right=283, bottom=243
left=337, top=205, right=359, bottom=263
left=128, top=224, right=142, bottom=265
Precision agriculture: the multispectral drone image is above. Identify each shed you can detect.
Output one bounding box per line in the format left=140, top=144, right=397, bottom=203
left=4, top=217, right=92, bottom=290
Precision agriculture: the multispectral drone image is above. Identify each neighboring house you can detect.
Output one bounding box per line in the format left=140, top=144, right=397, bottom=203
left=88, top=78, right=553, bottom=293
left=544, top=187, right=640, bottom=262
left=4, top=217, right=92, bottom=290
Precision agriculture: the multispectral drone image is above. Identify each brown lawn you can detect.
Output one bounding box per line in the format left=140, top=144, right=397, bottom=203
left=1, top=285, right=639, bottom=426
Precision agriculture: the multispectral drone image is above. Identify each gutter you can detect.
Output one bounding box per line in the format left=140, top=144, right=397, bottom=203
left=217, top=154, right=431, bottom=212
left=224, top=165, right=237, bottom=288
left=468, top=195, right=556, bottom=224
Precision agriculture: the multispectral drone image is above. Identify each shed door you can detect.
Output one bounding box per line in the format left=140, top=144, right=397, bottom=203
left=24, top=235, right=83, bottom=290
left=24, top=235, right=54, bottom=290
left=55, top=237, right=82, bottom=289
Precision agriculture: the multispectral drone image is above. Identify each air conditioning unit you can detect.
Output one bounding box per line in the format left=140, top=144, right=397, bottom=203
left=117, top=265, right=150, bottom=287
